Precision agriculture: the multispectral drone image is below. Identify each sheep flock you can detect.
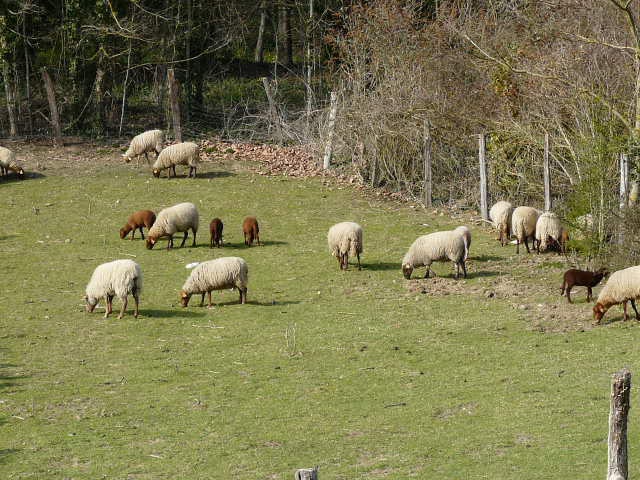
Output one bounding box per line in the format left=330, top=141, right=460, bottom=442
left=3, top=130, right=634, bottom=327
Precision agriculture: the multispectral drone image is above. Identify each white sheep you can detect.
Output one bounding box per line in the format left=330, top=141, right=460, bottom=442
left=146, top=202, right=199, bottom=250
left=180, top=257, right=248, bottom=307
left=535, top=212, right=564, bottom=253
left=122, top=129, right=164, bottom=166
left=511, top=206, right=541, bottom=254
left=402, top=230, right=467, bottom=279
left=85, top=259, right=142, bottom=319
left=327, top=222, right=363, bottom=270
left=593, top=266, right=640, bottom=324
left=0, top=146, right=24, bottom=178
left=452, top=225, right=471, bottom=260
left=489, top=200, right=513, bottom=246
left=152, top=142, right=200, bottom=178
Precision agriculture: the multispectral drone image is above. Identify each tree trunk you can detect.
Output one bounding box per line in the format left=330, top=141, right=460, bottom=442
left=262, top=77, right=283, bottom=144
left=92, top=67, right=105, bottom=136
left=278, top=3, right=293, bottom=67
left=167, top=68, right=182, bottom=142
left=41, top=68, right=62, bottom=145
left=255, top=0, right=267, bottom=63
left=543, top=133, right=551, bottom=211
left=119, top=40, right=132, bottom=136
left=304, top=0, right=314, bottom=137
left=423, top=121, right=432, bottom=207
left=478, top=133, right=489, bottom=220
left=323, top=91, right=338, bottom=169
left=23, top=14, right=33, bottom=136
left=2, top=62, right=17, bottom=137
left=607, top=369, right=631, bottom=480
left=185, top=0, right=192, bottom=123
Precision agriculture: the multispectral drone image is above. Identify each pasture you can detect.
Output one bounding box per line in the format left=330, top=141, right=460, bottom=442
left=0, top=141, right=638, bottom=479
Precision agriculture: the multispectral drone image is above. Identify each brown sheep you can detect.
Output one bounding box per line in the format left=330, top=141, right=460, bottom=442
left=242, top=216, right=261, bottom=246
left=120, top=210, right=157, bottom=240
left=209, top=218, right=224, bottom=248
left=560, top=267, right=608, bottom=303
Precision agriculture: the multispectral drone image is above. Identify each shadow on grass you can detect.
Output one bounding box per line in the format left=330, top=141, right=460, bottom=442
left=218, top=240, right=288, bottom=249
left=0, top=234, right=17, bottom=241
left=188, top=300, right=301, bottom=307
left=0, top=449, right=19, bottom=464
left=197, top=171, right=236, bottom=179
left=142, top=309, right=207, bottom=318
left=1, top=171, right=45, bottom=182
left=472, top=255, right=503, bottom=262
left=362, top=262, right=399, bottom=271
left=0, top=361, right=28, bottom=391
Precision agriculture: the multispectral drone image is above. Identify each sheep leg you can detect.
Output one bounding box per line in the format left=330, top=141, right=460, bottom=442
left=623, top=301, right=629, bottom=322
left=192, top=229, right=197, bottom=247
left=105, top=295, right=114, bottom=318
left=424, top=267, right=431, bottom=279
left=130, top=228, right=135, bottom=240
left=524, top=237, right=531, bottom=254
left=133, top=292, right=139, bottom=318
left=140, top=228, right=145, bottom=240
left=357, top=252, right=361, bottom=271
left=180, top=231, right=188, bottom=247
left=566, top=286, right=573, bottom=304
left=210, top=235, right=213, bottom=248
left=461, top=261, right=467, bottom=278
left=199, top=293, right=205, bottom=307
left=631, top=299, right=640, bottom=320
left=144, top=152, right=149, bottom=164
left=167, top=235, right=173, bottom=250
left=516, top=239, right=520, bottom=254
left=118, top=296, right=128, bottom=319
left=207, top=291, right=213, bottom=308
left=586, top=287, right=592, bottom=303
left=172, top=165, right=177, bottom=177
left=240, top=287, right=247, bottom=304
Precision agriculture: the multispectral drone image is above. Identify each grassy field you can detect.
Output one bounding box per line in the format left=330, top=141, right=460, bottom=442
left=1, top=143, right=639, bottom=479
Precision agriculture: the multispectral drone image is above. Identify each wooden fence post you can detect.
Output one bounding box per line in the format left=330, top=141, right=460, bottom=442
left=41, top=68, right=62, bottom=146
left=423, top=121, right=432, bottom=207
left=543, top=133, right=551, bottom=211
left=607, top=368, right=631, bottom=480
left=322, top=91, right=338, bottom=170
left=167, top=68, right=182, bottom=142
left=620, top=153, right=629, bottom=209
left=478, top=133, right=489, bottom=220
left=295, top=466, right=318, bottom=480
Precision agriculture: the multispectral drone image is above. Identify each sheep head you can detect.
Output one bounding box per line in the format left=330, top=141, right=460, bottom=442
left=180, top=290, right=191, bottom=307
left=85, top=295, right=98, bottom=313
left=593, top=302, right=608, bottom=323
left=146, top=237, right=157, bottom=249
left=122, top=154, right=131, bottom=163
left=119, top=227, right=129, bottom=239
left=152, top=169, right=161, bottom=178
left=402, top=264, right=413, bottom=279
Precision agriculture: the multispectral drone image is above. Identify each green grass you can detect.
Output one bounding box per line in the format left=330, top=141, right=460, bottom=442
left=1, top=157, right=639, bottom=479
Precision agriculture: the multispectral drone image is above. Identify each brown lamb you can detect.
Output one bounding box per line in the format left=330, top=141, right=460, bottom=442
left=209, top=218, right=224, bottom=248
left=120, top=210, right=157, bottom=240
left=242, top=216, right=261, bottom=246
left=560, top=267, right=609, bottom=303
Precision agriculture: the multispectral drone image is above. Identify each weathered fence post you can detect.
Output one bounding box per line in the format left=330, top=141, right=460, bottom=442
left=478, top=133, right=489, bottom=220
left=322, top=91, right=338, bottom=170
left=543, top=132, right=551, bottom=211
left=620, top=153, right=629, bottom=209
left=167, top=68, right=182, bottom=142
left=295, top=466, right=318, bottom=480
left=607, top=368, right=631, bottom=480
left=423, top=120, right=432, bottom=207
left=41, top=68, right=62, bottom=146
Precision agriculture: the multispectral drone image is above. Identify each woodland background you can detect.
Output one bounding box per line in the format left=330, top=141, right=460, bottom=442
left=2, top=0, right=640, bottom=259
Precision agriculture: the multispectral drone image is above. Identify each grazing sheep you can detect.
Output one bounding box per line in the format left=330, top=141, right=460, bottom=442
left=122, top=129, right=164, bottom=165
left=511, top=206, right=541, bottom=254
left=243, top=216, right=262, bottom=246
left=327, top=221, right=363, bottom=270
left=0, top=146, right=24, bottom=178
left=120, top=210, right=157, bottom=240
left=453, top=225, right=471, bottom=260
left=180, top=257, right=248, bottom=307
left=402, top=230, right=467, bottom=280
left=209, top=218, right=224, bottom=248
left=593, top=266, right=640, bottom=323
left=561, top=268, right=608, bottom=303
left=535, top=212, right=564, bottom=253
left=85, top=259, right=142, bottom=319
left=489, top=200, right=513, bottom=246
left=152, top=142, right=200, bottom=178
left=146, top=202, right=199, bottom=250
